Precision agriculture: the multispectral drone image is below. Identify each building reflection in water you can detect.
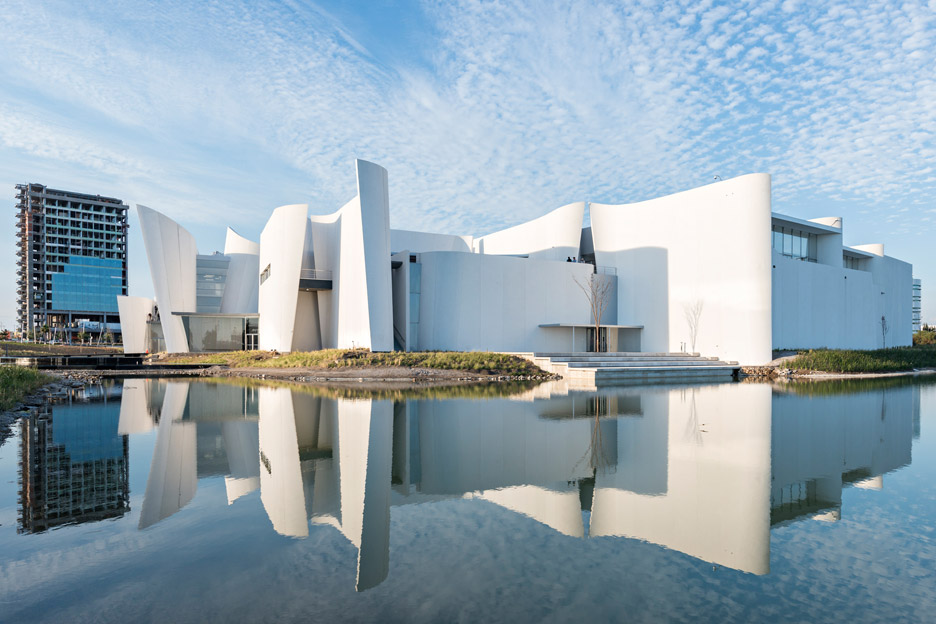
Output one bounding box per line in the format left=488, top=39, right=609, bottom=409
left=19, top=385, right=129, bottom=533
left=121, top=377, right=922, bottom=590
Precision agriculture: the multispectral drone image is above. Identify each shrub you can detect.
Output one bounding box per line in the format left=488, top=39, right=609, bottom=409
left=0, top=366, right=49, bottom=410
left=788, top=345, right=936, bottom=373
left=167, top=349, right=545, bottom=376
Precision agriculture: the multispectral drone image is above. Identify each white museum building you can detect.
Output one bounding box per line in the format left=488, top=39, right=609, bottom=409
left=118, top=160, right=914, bottom=366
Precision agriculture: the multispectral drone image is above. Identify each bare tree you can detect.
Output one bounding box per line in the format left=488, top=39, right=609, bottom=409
left=573, top=272, right=614, bottom=352
left=684, top=299, right=704, bottom=353
left=881, top=315, right=889, bottom=348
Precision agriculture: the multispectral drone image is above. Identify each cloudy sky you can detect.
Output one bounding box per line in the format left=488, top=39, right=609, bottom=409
left=1, top=0, right=934, bottom=329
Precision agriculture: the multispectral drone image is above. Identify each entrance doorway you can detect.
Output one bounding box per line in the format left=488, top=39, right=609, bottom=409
left=585, top=327, right=608, bottom=352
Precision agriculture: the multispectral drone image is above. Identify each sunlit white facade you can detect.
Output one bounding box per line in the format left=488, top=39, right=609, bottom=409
left=120, top=161, right=914, bottom=364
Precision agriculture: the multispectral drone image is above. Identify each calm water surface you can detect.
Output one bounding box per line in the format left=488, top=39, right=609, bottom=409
left=1, top=377, right=935, bottom=623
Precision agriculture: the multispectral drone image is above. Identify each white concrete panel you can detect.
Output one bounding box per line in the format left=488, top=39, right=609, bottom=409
left=416, top=252, right=604, bottom=352
left=258, top=204, right=308, bottom=351
left=391, top=229, right=472, bottom=253
left=591, top=174, right=773, bottom=364
left=224, top=227, right=260, bottom=255
left=308, top=159, right=394, bottom=351
left=307, top=208, right=341, bottom=348
left=772, top=246, right=913, bottom=349
left=351, top=160, right=394, bottom=351
left=473, top=201, right=586, bottom=261
left=116, top=295, right=155, bottom=354
left=137, top=206, right=198, bottom=353
left=391, top=251, right=410, bottom=350
left=221, top=227, right=260, bottom=314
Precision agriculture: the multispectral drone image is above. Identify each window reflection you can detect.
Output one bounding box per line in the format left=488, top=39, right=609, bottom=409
left=771, top=225, right=817, bottom=262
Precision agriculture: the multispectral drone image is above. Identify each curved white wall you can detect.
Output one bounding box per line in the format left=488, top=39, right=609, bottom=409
left=391, top=229, right=473, bottom=254
left=258, top=204, right=309, bottom=352
left=117, top=295, right=155, bottom=354
left=137, top=205, right=197, bottom=353
left=591, top=174, right=773, bottom=365
left=473, top=201, right=585, bottom=261
left=308, top=159, right=393, bottom=351
left=221, top=228, right=260, bottom=314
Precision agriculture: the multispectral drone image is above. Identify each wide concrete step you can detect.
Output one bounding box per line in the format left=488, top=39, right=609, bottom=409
left=593, top=366, right=738, bottom=377
left=519, top=351, right=740, bottom=386
left=552, top=356, right=720, bottom=363
left=566, top=360, right=732, bottom=368
left=534, top=352, right=697, bottom=358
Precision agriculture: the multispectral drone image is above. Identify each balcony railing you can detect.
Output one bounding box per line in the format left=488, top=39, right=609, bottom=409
left=299, top=269, right=333, bottom=281
left=594, top=265, right=617, bottom=276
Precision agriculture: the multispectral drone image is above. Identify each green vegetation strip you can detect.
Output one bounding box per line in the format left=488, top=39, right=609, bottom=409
left=788, top=345, right=936, bottom=373
left=167, top=349, right=545, bottom=376
left=203, top=375, right=540, bottom=401
left=0, top=340, right=121, bottom=357
left=0, top=366, right=50, bottom=411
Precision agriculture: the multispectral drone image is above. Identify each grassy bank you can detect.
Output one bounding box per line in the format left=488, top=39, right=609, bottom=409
left=0, top=366, right=49, bottom=411
left=205, top=375, right=541, bottom=400
left=787, top=345, right=936, bottom=373
left=0, top=341, right=121, bottom=357
left=166, top=349, right=545, bottom=376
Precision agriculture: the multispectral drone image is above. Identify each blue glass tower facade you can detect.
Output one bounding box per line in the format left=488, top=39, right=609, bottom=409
left=15, top=183, right=129, bottom=339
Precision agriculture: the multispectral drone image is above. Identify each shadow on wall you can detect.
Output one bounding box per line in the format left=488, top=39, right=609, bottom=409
left=613, top=247, right=669, bottom=353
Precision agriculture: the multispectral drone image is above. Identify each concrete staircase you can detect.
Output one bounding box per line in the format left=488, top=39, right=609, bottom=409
left=525, top=352, right=740, bottom=385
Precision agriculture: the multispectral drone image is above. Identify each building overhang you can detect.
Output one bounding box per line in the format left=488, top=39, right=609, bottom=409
left=771, top=213, right=841, bottom=235
left=538, top=323, right=644, bottom=329
left=843, top=247, right=876, bottom=259
left=171, top=312, right=260, bottom=318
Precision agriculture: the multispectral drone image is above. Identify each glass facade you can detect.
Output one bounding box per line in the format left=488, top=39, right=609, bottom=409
left=16, top=184, right=128, bottom=334
left=50, top=255, right=124, bottom=312
left=843, top=255, right=863, bottom=270
left=180, top=315, right=258, bottom=352
left=771, top=225, right=817, bottom=262
left=409, top=262, right=421, bottom=344
left=196, top=255, right=230, bottom=313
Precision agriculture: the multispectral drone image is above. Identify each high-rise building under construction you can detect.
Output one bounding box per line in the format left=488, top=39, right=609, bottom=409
left=15, top=183, right=129, bottom=339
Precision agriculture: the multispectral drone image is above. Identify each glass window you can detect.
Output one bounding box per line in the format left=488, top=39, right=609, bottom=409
left=181, top=316, right=245, bottom=352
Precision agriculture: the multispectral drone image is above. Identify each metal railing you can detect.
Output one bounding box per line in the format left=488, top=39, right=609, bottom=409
left=299, top=269, right=333, bottom=281
left=594, top=265, right=617, bottom=276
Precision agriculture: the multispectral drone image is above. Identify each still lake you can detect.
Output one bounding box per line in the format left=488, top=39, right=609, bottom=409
left=1, top=376, right=935, bottom=623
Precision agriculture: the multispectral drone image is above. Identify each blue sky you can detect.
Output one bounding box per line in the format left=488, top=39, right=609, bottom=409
left=1, top=0, right=934, bottom=330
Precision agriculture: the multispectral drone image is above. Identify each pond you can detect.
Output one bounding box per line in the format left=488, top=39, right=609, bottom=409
left=1, top=376, right=935, bottom=623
